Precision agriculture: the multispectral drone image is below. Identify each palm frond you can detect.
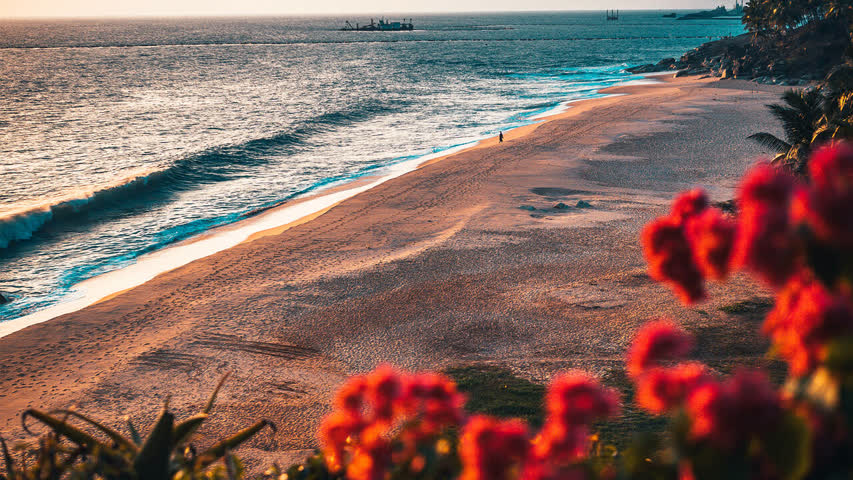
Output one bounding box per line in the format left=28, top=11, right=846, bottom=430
left=748, top=132, right=792, bottom=152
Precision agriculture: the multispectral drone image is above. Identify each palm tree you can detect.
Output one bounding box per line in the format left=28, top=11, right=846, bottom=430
left=748, top=88, right=825, bottom=173
left=813, top=91, right=853, bottom=143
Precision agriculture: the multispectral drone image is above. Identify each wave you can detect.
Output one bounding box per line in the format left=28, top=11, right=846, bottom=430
left=0, top=105, right=393, bottom=250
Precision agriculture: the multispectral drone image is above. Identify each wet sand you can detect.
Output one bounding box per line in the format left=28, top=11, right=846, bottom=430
left=0, top=76, right=790, bottom=469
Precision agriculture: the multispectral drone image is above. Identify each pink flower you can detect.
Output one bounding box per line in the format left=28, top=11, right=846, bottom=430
left=545, top=371, right=620, bottom=426
left=531, top=421, right=590, bottom=464
left=687, top=369, right=781, bottom=449
left=627, top=320, right=694, bottom=378
left=670, top=189, right=709, bottom=222
left=764, top=274, right=853, bottom=375
left=732, top=163, right=801, bottom=287
left=685, top=209, right=736, bottom=280
left=636, top=363, right=713, bottom=414
left=347, top=424, right=393, bottom=480
left=459, top=416, right=530, bottom=480
left=642, top=216, right=706, bottom=304
left=319, top=411, right=362, bottom=471
left=800, top=142, right=853, bottom=246
left=366, top=364, right=404, bottom=422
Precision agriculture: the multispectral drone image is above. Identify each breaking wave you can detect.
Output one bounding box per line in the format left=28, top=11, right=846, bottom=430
left=0, top=105, right=394, bottom=250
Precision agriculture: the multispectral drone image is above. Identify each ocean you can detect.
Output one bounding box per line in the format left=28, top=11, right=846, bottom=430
left=0, top=12, right=744, bottom=323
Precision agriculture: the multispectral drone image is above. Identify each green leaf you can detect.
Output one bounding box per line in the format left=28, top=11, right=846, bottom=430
left=196, top=420, right=275, bottom=468
left=0, top=436, right=15, bottom=480
left=173, top=413, right=209, bottom=447
left=126, top=417, right=143, bottom=446
left=49, top=410, right=138, bottom=453
left=822, top=337, right=853, bottom=373
left=133, top=406, right=175, bottom=480
left=762, top=412, right=812, bottom=480
left=689, top=444, right=751, bottom=480
left=204, top=373, right=231, bottom=415
left=22, top=409, right=109, bottom=452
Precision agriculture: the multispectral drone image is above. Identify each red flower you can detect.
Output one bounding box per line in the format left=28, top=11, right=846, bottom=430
left=800, top=142, right=853, bottom=246
left=459, top=416, right=530, bottom=480
left=521, top=461, right=589, bottom=480
left=636, top=362, right=713, bottom=414
left=732, top=164, right=800, bottom=287
left=764, top=275, right=853, bottom=375
left=335, top=375, right=368, bottom=416
left=627, top=320, right=694, bottom=378
left=366, top=364, right=404, bottom=422
left=670, top=189, right=709, bottom=222
left=531, top=421, right=590, bottom=463
left=685, top=209, right=736, bottom=280
left=405, top=372, right=467, bottom=434
left=321, top=366, right=468, bottom=474
left=347, top=424, right=393, bottom=480
left=738, top=162, right=796, bottom=207
left=319, top=411, right=361, bottom=471
left=545, top=371, right=620, bottom=426
left=642, top=216, right=706, bottom=303
left=687, top=369, right=781, bottom=449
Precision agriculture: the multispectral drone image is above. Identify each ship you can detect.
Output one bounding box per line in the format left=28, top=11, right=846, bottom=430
left=606, top=9, right=619, bottom=20
left=341, top=18, right=414, bottom=31
left=662, top=12, right=677, bottom=18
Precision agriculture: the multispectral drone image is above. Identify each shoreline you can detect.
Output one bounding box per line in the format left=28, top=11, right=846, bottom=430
left=0, top=74, right=663, bottom=339
left=0, top=74, right=788, bottom=471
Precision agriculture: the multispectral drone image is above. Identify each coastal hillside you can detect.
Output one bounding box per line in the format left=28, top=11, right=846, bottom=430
left=631, top=3, right=852, bottom=84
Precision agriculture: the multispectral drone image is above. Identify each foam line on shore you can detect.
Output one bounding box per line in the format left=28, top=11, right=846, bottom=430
left=0, top=142, right=476, bottom=338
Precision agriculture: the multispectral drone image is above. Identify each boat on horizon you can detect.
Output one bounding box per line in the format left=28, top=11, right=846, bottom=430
left=340, top=18, right=414, bottom=31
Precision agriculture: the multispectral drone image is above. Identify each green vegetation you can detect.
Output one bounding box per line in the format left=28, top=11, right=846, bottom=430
left=749, top=63, right=853, bottom=173
left=749, top=68, right=853, bottom=167
left=0, top=375, right=274, bottom=480
left=743, top=0, right=852, bottom=36
left=443, top=365, right=546, bottom=429
left=718, top=299, right=774, bottom=314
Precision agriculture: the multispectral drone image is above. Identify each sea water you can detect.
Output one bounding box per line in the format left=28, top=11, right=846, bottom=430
left=0, top=12, right=744, bottom=322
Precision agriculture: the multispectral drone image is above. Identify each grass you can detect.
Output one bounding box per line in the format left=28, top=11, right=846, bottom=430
left=597, top=368, right=668, bottom=449
left=444, top=365, right=546, bottom=428
left=719, top=299, right=773, bottom=314
left=444, top=364, right=667, bottom=448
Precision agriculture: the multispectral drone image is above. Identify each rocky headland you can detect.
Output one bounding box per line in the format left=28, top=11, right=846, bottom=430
left=629, top=18, right=852, bottom=85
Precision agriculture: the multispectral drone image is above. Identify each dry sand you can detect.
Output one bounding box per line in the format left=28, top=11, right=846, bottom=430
left=0, top=75, right=791, bottom=469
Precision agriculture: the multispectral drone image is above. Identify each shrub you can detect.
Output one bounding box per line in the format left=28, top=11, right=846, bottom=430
left=0, top=375, right=275, bottom=480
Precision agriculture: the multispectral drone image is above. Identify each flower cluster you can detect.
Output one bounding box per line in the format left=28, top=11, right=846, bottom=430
left=642, top=189, right=735, bottom=303
left=319, top=365, right=466, bottom=479
left=643, top=143, right=853, bottom=378
left=459, top=416, right=529, bottom=480
left=686, top=368, right=782, bottom=448
left=321, top=365, right=620, bottom=480
left=626, top=321, right=785, bottom=480
left=763, top=274, right=853, bottom=375
left=531, top=371, right=620, bottom=464
left=302, top=142, right=853, bottom=480
left=458, top=371, right=619, bottom=480
left=730, top=163, right=800, bottom=287
left=795, top=143, right=853, bottom=246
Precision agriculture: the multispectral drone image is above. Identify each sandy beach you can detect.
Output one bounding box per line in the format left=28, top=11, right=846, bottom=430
left=0, top=75, right=790, bottom=469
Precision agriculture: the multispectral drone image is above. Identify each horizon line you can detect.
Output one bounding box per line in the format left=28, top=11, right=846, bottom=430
left=0, top=8, right=708, bottom=21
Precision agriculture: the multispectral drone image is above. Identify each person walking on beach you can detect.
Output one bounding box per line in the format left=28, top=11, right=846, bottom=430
left=499, top=131, right=504, bottom=143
